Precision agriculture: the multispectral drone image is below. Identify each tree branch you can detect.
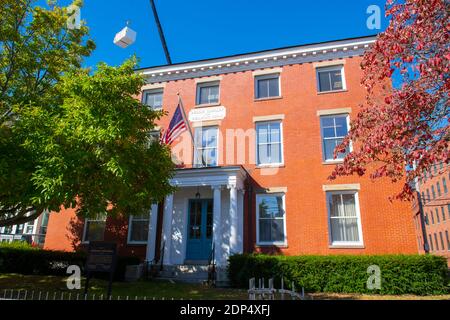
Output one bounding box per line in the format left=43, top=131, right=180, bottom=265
left=0, top=208, right=43, bottom=227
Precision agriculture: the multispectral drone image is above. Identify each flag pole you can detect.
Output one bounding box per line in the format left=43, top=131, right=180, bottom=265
left=176, top=93, right=204, bottom=167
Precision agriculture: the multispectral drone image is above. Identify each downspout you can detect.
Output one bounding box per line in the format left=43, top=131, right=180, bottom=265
left=416, top=191, right=430, bottom=254
left=246, top=174, right=253, bottom=253
left=412, top=161, right=429, bottom=254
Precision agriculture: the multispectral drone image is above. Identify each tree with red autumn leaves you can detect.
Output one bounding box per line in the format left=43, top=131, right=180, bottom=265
left=330, top=0, right=449, bottom=199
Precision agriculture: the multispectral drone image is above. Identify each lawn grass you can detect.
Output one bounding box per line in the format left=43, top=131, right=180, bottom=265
left=0, top=273, right=247, bottom=300
left=0, top=273, right=448, bottom=300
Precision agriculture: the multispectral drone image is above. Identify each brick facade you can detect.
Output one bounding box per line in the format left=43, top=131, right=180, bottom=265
left=44, top=36, right=418, bottom=260
left=412, top=163, right=450, bottom=266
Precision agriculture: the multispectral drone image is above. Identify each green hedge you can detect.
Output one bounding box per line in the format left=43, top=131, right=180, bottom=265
left=228, top=254, right=449, bottom=295
left=0, top=242, right=141, bottom=281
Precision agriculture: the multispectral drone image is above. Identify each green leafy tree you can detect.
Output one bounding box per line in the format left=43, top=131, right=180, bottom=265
left=0, top=0, right=175, bottom=227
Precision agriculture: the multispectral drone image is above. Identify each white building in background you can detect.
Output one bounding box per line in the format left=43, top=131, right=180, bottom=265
left=0, top=210, right=49, bottom=247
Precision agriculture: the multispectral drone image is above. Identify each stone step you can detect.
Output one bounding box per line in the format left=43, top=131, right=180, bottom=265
left=156, top=264, right=211, bottom=282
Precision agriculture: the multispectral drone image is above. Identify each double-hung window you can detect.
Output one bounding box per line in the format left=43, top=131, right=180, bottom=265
left=429, top=234, right=434, bottom=251
left=327, top=191, right=363, bottom=246
left=83, top=214, right=106, bottom=242
left=255, top=74, right=280, bottom=99
left=196, top=81, right=220, bottom=105
left=316, top=65, right=345, bottom=93
left=25, top=223, right=34, bottom=234
left=443, top=177, right=448, bottom=194
left=148, top=130, right=161, bottom=145
left=194, top=126, right=218, bottom=167
left=434, top=233, right=439, bottom=251
left=446, top=231, right=450, bottom=251
left=256, top=194, right=286, bottom=245
left=320, top=114, right=350, bottom=162
left=256, top=121, right=283, bottom=166
left=142, top=89, right=163, bottom=110
left=128, top=214, right=149, bottom=244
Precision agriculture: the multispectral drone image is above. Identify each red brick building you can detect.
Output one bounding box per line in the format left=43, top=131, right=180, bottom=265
left=44, top=35, right=418, bottom=280
left=412, top=162, right=450, bottom=266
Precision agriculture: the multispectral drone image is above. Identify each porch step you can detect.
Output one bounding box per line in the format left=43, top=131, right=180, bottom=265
left=156, top=264, right=210, bottom=283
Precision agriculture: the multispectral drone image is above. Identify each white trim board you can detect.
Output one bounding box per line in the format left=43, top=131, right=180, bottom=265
left=140, top=37, right=376, bottom=83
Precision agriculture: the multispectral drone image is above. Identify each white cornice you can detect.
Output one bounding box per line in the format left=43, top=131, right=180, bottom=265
left=138, top=36, right=376, bottom=83
left=170, top=166, right=247, bottom=190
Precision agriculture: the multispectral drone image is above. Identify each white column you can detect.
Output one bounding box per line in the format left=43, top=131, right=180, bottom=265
left=145, top=204, right=159, bottom=262
left=229, top=185, right=238, bottom=255
left=212, top=185, right=223, bottom=266
left=237, top=189, right=245, bottom=253
left=162, top=194, right=174, bottom=265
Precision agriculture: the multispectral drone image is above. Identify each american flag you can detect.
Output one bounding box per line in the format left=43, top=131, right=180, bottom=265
left=161, top=104, right=188, bottom=145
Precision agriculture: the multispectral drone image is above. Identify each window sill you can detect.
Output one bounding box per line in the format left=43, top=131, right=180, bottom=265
left=317, top=89, right=348, bottom=95
left=256, top=164, right=285, bottom=169
left=256, top=243, right=288, bottom=248
left=322, top=160, right=344, bottom=165
left=254, top=96, right=283, bottom=102
left=195, top=102, right=221, bottom=108
left=81, top=240, right=107, bottom=245
left=329, top=244, right=365, bottom=249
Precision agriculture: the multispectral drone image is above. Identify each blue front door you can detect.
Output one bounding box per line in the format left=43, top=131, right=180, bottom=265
left=186, top=199, right=213, bottom=261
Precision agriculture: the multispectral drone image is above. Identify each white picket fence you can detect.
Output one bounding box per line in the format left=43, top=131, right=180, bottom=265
left=248, top=278, right=306, bottom=300
left=0, top=289, right=187, bottom=301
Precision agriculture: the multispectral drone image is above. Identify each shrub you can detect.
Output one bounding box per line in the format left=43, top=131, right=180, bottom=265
left=0, top=243, right=86, bottom=276
left=228, top=254, right=449, bottom=295
left=0, top=241, right=39, bottom=250
left=0, top=243, right=141, bottom=281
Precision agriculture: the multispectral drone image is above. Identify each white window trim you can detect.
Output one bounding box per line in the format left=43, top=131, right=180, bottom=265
left=127, top=214, right=150, bottom=245
left=194, top=126, right=219, bottom=167
left=252, top=67, right=283, bottom=77
left=255, top=120, right=284, bottom=167
left=316, top=108, right=352, bottom=117
left=256, top=193, right=287, bottom=246
left=326, top=190, right=364, bottom=247
left=82, top=216, right=106, bottom=244
left=320, top=113, right=352, bottom=163
left=254, top=73, right=281, bottom=99
left=196, top=81, right=220, bottom=106
left=142, top=88, right=164, bottom=110
left=253, top=114, right=285, bottom=122
left=23, top=221, right=35, bottom=235
left=316, top=65, right=346, bottom=93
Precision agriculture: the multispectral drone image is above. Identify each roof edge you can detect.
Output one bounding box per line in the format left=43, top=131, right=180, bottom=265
left=136, top=34, right=378, bottom=73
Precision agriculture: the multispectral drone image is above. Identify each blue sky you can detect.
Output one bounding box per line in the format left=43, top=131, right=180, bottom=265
left=45, top=0, right=389, bottom=69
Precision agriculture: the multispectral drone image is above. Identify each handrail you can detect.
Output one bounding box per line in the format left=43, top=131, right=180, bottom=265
left=159, top=240, right=165, bottom=272
left=146, top=240, right=165, bottom=279
left=207, top=242, right=216, bottom=286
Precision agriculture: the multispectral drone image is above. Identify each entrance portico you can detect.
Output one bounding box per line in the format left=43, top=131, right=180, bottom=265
left=146, top=166, right=247, bottom=275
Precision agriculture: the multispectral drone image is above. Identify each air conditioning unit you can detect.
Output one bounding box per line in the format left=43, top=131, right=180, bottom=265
left=113, top=26, right=137, bottom=48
